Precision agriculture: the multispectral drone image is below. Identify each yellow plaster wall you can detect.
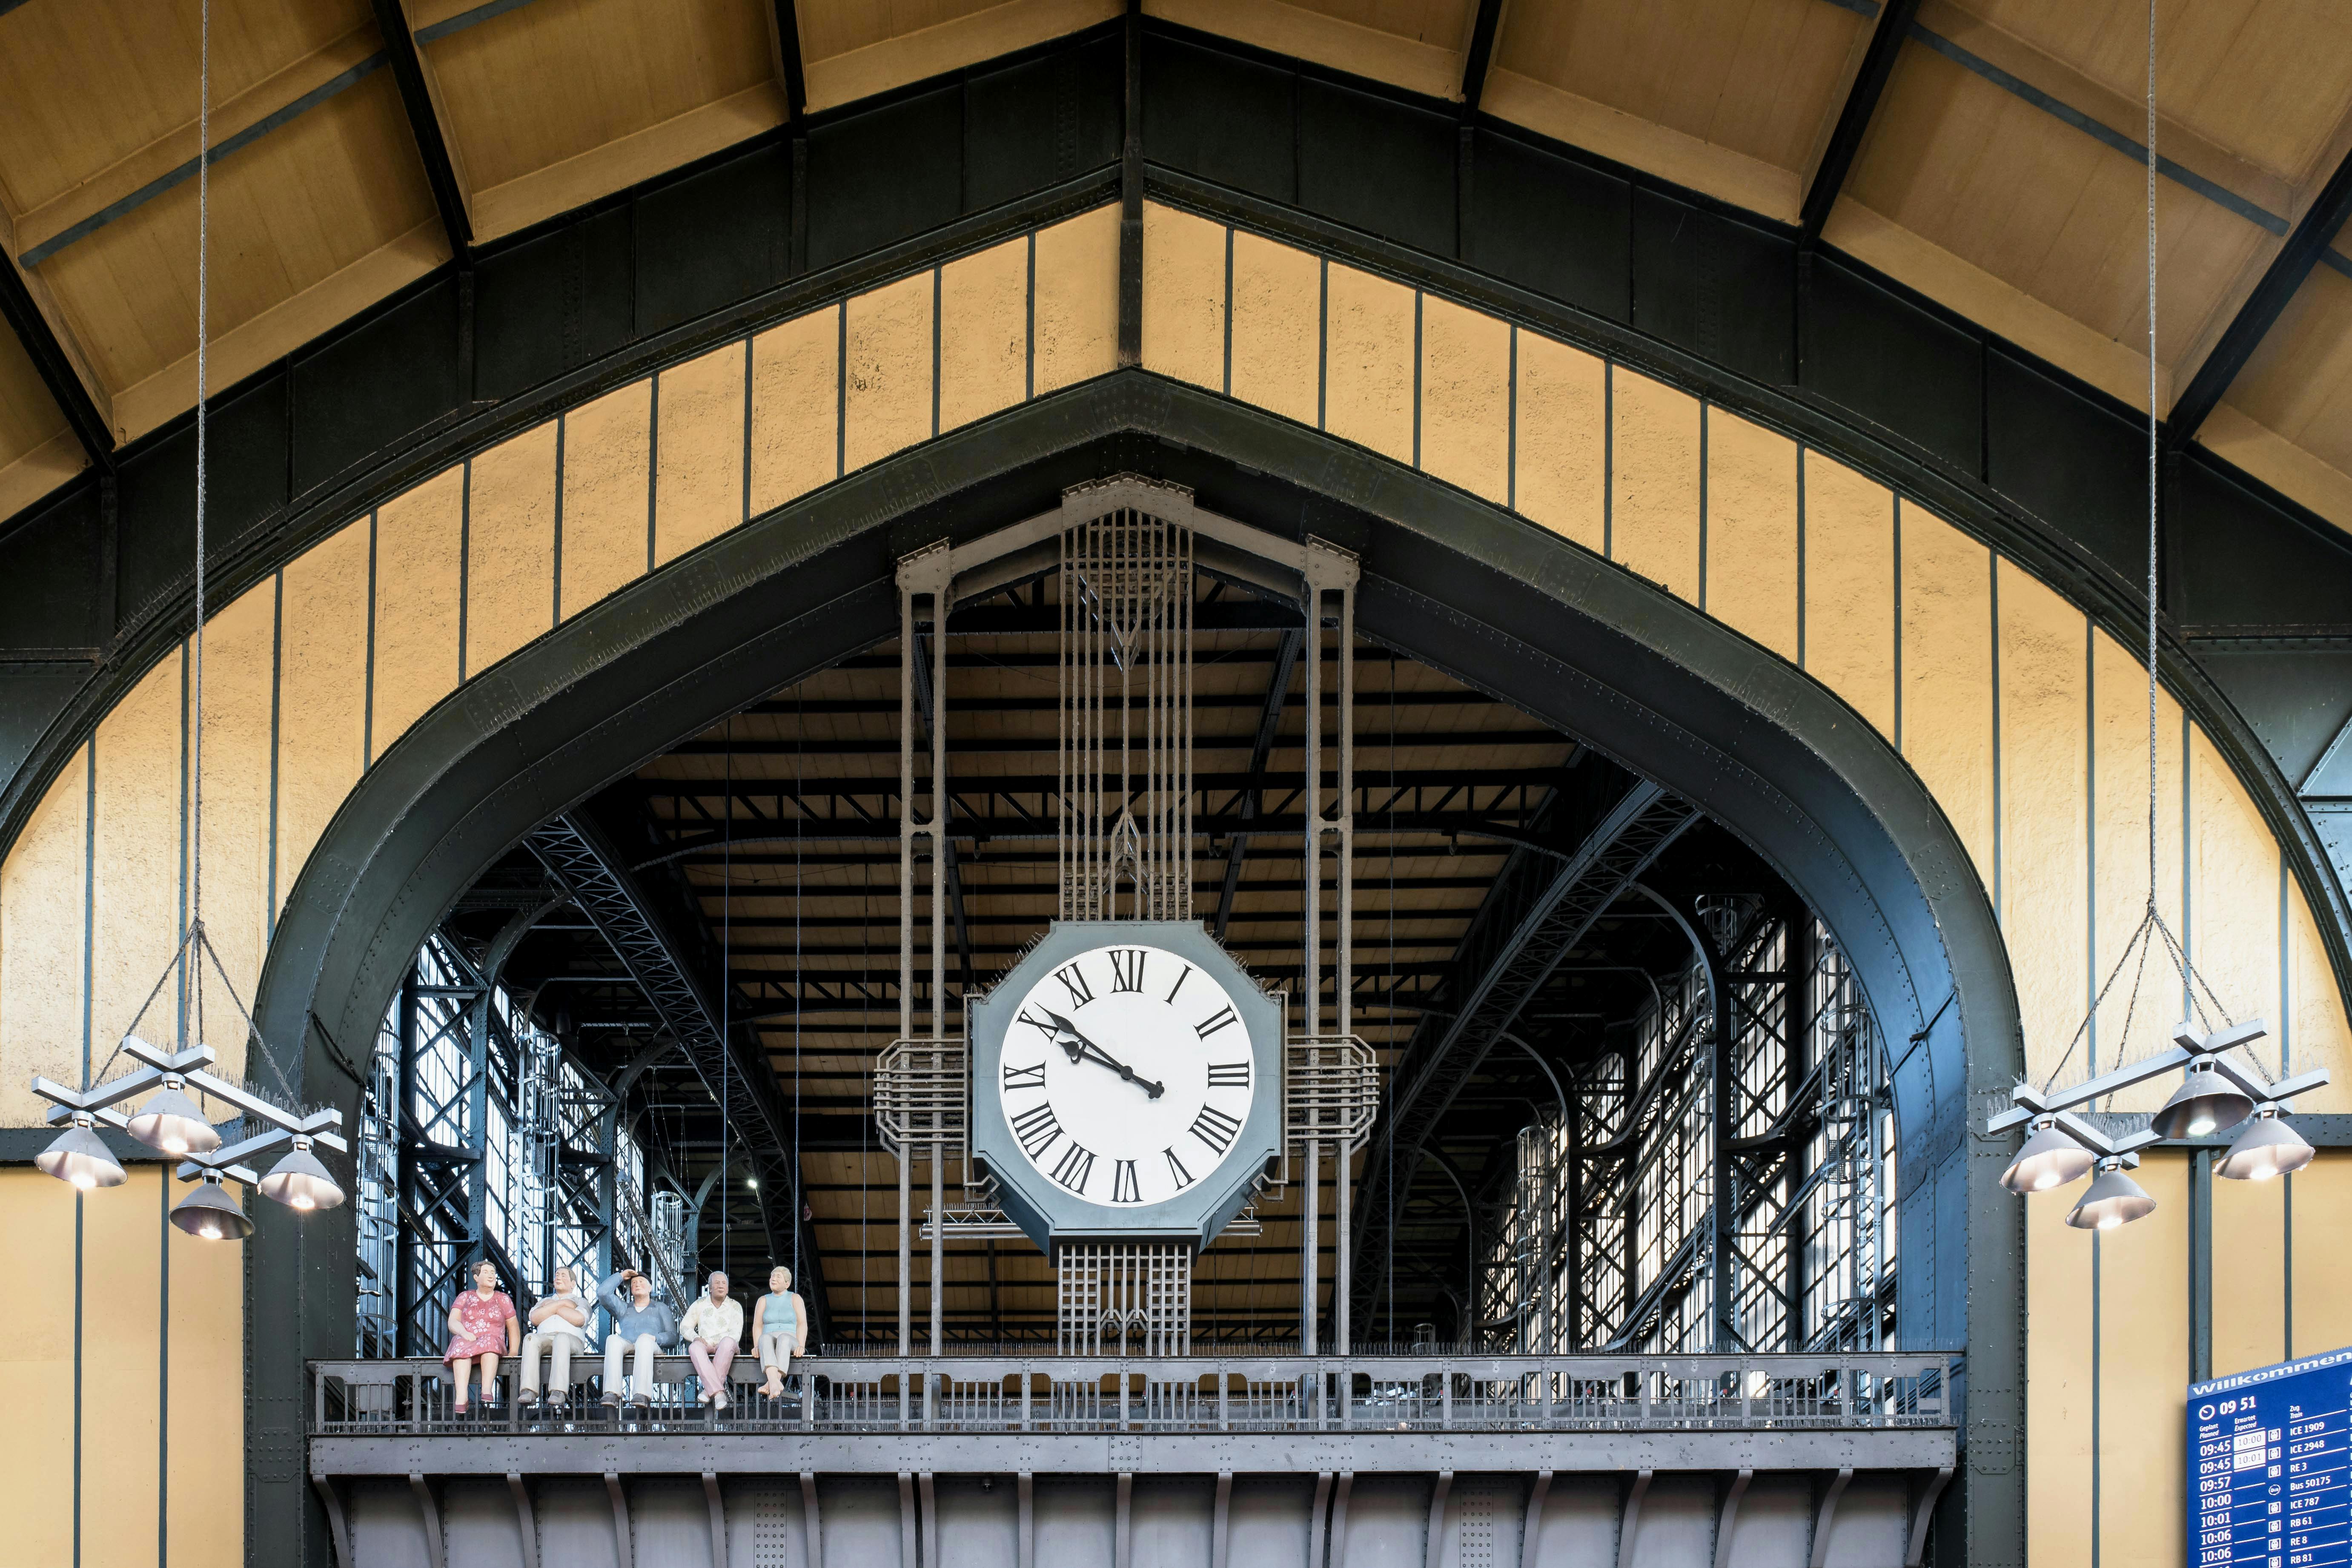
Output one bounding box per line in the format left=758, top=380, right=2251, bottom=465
left=2212, top=1167, right=2290, bottom=1377
left=1511, top=334, right=1605, bottom=554
left=274, top=521, right=369, bottom=915
left=845, top=272, right=935, bottom=473
left=1, top=198, right=2348, bottom=1568
left=2023, top=1174, right=2095, bottom=1567
left=1705, top=407, right=1799, bottom=663
left=466, top=419, right=559, bottom=676
left=1804, top=453, right=1896, bottom=738
left=1031, top=205, right=1118, bottom=394
left=0, top=1169, right=79, bottom=1568
left=654, top=341, right=749, bottom=566
left=1417, top=297, right=1509, bottom=507
left=371, top=469, right=464, bottom=762
left=1610, top=369, right=1701, bottom=604
left=1229, top=231, right=1319, bottom=427
left=560, top=382, right=654, bottom=616
left=939, top=238, right=1028, bottom=434
left=0, top=1168, right=243, bottom=1568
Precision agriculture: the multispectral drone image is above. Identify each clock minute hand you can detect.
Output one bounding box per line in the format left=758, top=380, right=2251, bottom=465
left=1040, top=1009, right=1164, bottom=1098
left=1077, top=1038, right=1165, bottom=1099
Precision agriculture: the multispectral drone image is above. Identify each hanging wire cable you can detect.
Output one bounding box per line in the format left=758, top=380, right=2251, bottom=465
left=192, top=0, right=208, bottom=962
left=184, top=0, right=212, bottom=1068
left=792, top=685, right=804, bottom=1314
left=2144, top=0, right=2161, bottom=923
left=720, top=717, right=733, bottom=1280
left=1373, top=649, right=1392, bottom=1354
left=2043, top=0, right=2238, bottom=1095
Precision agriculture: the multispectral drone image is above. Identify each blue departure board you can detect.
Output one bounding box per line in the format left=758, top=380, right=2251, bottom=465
left=2191, top=1347, right=2352, bottom=1568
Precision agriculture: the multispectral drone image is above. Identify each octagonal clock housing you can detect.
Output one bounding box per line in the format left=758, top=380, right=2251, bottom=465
left=969, top=920, right=1284, bottom=1251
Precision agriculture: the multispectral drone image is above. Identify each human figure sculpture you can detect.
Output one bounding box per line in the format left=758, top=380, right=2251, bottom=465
left=443, top=1258, right=519, bottom=1416
left=516, top=1264, right=593, bottom=1407
left=597, top=1267, right=680, bottom=1410
left=679, top=1270, right=745, bottom=1411
left=751, top=1264, right=809, bottom=1401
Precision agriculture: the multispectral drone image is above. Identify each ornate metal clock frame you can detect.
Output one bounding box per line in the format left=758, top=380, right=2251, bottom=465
left=874, top=477, right=1378, bottom=1356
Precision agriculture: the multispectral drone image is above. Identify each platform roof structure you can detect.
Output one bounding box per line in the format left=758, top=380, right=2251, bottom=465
left=1, top=0, right=2348, bottom=537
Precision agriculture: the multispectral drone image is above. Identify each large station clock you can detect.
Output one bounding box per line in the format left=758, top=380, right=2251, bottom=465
left=971, top=920, right=1283, bottom=1250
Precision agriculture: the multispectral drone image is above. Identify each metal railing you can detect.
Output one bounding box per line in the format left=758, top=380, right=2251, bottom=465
left=309, top=1351, right=1953, bottom=1437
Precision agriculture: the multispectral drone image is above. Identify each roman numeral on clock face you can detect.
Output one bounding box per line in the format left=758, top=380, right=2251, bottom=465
left=1053, top=962, right=1095, bottom=1008
left=1195, top=1005, right=1239, bottom=1039
left=1011, top=1101, right=1061, bottom=1160
left=1106, top=948, right=1147, bottom=992
left=1189, top=1104, right=1242, bottom=1154
left=1050, top=1142, right=1097, bottom=1193
left=1002, top=1061, right=1046, bottom=1091
left=1017, top=1007, right=1059, bottom=1038
left=1111, top=1160, right=1141, bottom=1203
left=1163, top=1147, right=1195, bottom=1190
left=1206, top=1061, right=1250, bottom=1088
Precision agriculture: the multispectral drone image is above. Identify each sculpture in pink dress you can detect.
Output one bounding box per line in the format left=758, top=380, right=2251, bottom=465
left=442, top=1259, right=521, bottom=1414
left=446, top=1285, right=517, bottom=1362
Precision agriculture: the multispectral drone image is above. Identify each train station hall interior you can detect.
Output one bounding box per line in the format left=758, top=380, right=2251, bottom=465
left=3, top=0, right=2352, bottom=1565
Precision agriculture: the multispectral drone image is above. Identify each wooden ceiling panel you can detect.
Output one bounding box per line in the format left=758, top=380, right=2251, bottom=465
left=1850, top=39, right=2272, bottom=372
left=1148, top=0, right=1467, bottom=101
left=0, top=0, right=370, bottom=218
left=1950, top=0, right=2352, bottom=185
left=37, top=71, right=436, bottom=409
left=1493, top=0, right=1865, bottom=175
left=798, top=0, right=1026, bottom=62
left=1276, top=0, right=1477, bottom=52
left=424, top=0, right=777, bottom=199
left=2223, top=264, right=2352, bottom=496
left=0, top=324, right=67, bottom=468
left=798, top=0, right=1120, bottom=120
left=0, top=326, right=81, bottom=521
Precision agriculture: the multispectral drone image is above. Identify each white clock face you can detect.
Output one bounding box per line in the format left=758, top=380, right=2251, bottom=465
left=991, top=941, right=1259, bottom=1208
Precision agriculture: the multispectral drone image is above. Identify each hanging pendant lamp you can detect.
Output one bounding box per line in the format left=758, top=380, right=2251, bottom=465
left=2066, top=1160, right=2157, bottom=1231
left=2217, top=1108, right=2315, bottom=1183
left=36, top=1112, right=128, bottom=1190
left=258, top=1134, right=346, bottom=1210
left=127, top=1073, right=221, bottom=1155
left=2000, top=1118, right=2097, bottom=1194
left=171, top=1170, right=254, bottom=1241
left=2149, top=1058, right=2255, bottom=1141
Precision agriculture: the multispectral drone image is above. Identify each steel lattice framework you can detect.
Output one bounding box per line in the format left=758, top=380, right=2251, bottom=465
left=1481, top=903, right=1894, bottom=1355
left=524, top=812, right=830, bottom=1332
left=354, top=929, right=625, bottom=1356
left=1349, top=780, right=1701, bottom=1317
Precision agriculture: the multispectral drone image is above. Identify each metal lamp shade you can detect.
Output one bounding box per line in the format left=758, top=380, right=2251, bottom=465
left=169, top=1173, right=253, bottom=1241
left=258, top=1137, right=344, bottom=1210
left=2149, top=1060, right=2255, bottom=1140
left=2066, top=1163, right=2157, bottom=1230
left=127, top=1076, right=221, bottom=1155
left=2001, top=1121, right=2096, bottom=1194
left=36, top=1113, right=126, bottom=1190
left=2217, top=1112, right=2315, bottom=1182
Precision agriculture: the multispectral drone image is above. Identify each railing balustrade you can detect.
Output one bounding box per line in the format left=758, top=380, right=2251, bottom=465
left=310, top=1352, right=1954, bottom=1437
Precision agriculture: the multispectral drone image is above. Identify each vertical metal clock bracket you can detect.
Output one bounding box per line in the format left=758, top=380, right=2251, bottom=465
left=874, top=480, right=1382, bottom=1359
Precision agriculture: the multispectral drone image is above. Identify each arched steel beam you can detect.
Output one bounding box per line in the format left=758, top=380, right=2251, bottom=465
left=243, top=381, right=2020, bottom=1568
left=1347, top=780, right=1701, bottom=1321
left=523, top=811, right=829, bottom=1335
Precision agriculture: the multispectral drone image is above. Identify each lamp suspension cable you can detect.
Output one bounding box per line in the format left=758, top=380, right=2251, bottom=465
left=2039, top=0, right=2229, bottom=1101
left=26, top=0, right=347, bottom=1224
left=193, top=0, right=209, bottom=992
left=1986, top=0, right=2327, bottom=1223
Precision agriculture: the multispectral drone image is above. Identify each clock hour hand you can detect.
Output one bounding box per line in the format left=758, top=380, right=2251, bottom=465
left=1040, top=1009, right=1165, bottom=1099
